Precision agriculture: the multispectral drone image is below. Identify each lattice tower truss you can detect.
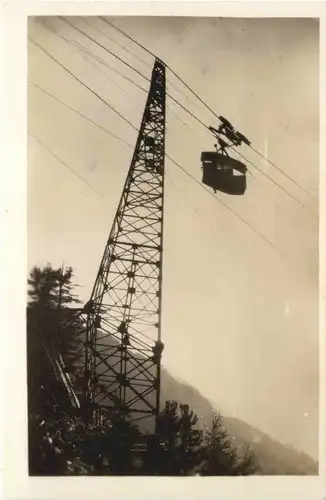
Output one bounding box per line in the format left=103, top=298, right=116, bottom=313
left=82, top=58, right=166, bottom=432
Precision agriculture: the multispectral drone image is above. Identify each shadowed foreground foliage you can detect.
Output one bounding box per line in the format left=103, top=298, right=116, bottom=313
left=27, top=264, right=258, bottom=476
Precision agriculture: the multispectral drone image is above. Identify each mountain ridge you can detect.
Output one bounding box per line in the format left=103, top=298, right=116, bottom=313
left=160, top=365, right=318, bottom=475
left=45, top=312, right=318, bottom=476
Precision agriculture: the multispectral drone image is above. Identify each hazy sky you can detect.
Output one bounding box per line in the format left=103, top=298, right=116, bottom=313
left=28, top=16, right=319, bottom=458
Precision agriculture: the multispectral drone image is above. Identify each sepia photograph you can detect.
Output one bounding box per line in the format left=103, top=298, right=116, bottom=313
left=25, top=14, right=320, bottom=479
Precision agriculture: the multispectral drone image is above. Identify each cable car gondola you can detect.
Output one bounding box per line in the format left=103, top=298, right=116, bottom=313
left=201, top=122, right=251, bottom=195
left=201, top=151, right=247, bottom=195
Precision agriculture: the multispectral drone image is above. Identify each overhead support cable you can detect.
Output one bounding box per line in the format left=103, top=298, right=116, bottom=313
left=100, top=17, right=235, bottom=124
left=99, top=17, right=156, bottom=60
left=29, top=37, right=138, bottom=132
left=228, top=145, right=311, bottom=211
left=58, top=18, right=313, bottom=212
left=98, top=16, right=206, bottom=115
left=59, top=17, right=209, bottom=130
left=31, top=82, right=261, bottom=244
left=248, top=145, right=316, bottom=199
left=46, top=25, right=148, bottom=105
left=166, top=154, right=286, bottom=259
left=29, top=133, right=105, bottom=198
left=29, top=35, right=307, bottom=262
left=32, top=28, right=312, bottom=214
left=83, top=17, right=153, bottom=70
left=100, top=17, right=315, bottom=201
left=60, top=17, right=150, bottom=83
left=44, top=23, right=196, bottom=135
left=54, top=28, right=149, bottom=93
left=70, top=46, right=144, bottom=105
left=29, top=81, right=134, bottom=149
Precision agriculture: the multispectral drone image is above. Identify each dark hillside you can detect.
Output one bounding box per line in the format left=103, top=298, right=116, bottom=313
left=28, top=316, right=318, bottom=475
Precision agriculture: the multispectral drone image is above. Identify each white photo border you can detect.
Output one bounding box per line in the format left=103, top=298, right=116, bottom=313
left=1, top=2, right=325, bottom=499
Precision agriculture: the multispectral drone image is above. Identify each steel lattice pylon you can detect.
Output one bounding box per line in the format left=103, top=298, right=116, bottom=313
left=83, top=58, right=166, bottom=432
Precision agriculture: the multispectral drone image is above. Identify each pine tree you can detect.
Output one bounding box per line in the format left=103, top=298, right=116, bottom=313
left=28, top=264, right=80, bottom=309
left=154, top=400, right=203, bottom=475
left=200, top=412, right=257, bottom=475
left=201, top=412, right=238, bottom=475
left=27, top=264, right=83, bottom=474
left=28, top=264, right=59, bottom=309
left=55, top=266, right=81, bottom=308
left=27, top=264, right=59, bottom=417
left=27, top=263, right=82, bottom=367
left=233, top=443, right=258, bottom=475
